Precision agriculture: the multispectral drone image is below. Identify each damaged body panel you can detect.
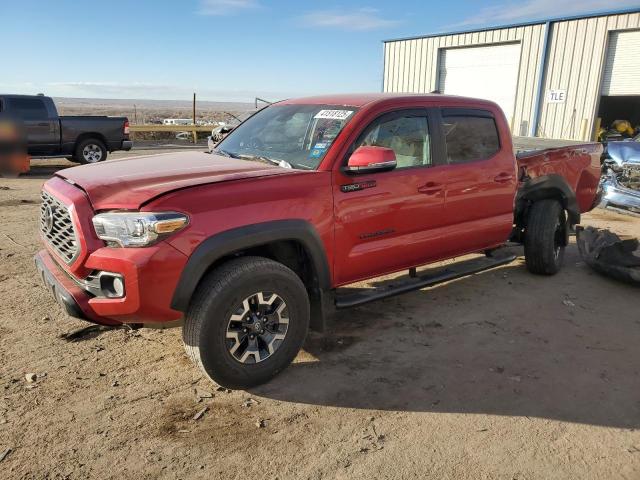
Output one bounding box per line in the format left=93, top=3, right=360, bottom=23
left=601, top=136, right=640, bottom=212
left=576, top=226, right=640, bottom=285
left=511, top=144, right=603, bottom=243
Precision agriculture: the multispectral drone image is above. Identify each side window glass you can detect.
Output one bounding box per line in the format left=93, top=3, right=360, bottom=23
left=9, top=98, right=48, bottom=120
left=442, top=113, right=500, bottom=164
left=356, top=115, right=431, bottom=169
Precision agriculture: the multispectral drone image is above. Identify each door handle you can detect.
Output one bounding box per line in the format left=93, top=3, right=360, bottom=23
left=36, top=122, right=49, bottom=127
left=417, top=182, right=443, bottom=195
left=494, top=173, right=513, bottom=183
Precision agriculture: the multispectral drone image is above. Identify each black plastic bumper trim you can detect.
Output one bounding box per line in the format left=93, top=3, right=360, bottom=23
left=34, top=254, right=88, bottom=321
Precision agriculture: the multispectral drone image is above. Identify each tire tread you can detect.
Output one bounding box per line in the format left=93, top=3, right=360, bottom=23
left=524, top=199, right=565, bottom=275
left=183, top=256, right=308, bottom=387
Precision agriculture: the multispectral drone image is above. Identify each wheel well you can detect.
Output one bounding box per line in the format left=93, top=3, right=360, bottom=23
left=205, top=240, right=320, bottom=292
left=196, top=240, right=329, bottom=333
left=74, top=133, right=107, bottom=151
left=513, top=188, right=575, bottom=243
left=513, top=173, right=581, bottom=244
left=170, top=220, right=333, bottom=332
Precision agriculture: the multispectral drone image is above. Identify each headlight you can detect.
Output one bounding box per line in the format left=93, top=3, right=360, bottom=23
left=92, top=212, right=189, bottom=247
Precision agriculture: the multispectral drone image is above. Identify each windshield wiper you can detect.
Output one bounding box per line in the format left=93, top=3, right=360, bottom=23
left=237, top=154, right=293, bottom=169
left=213, top=148, right=240, bottom=158
left=215, top=149, right=294, bottom=169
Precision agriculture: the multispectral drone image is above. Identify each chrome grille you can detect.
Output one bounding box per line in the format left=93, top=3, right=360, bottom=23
left=40, top=190, right=79, bottom=264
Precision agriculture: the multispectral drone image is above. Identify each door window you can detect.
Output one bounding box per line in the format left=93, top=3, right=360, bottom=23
left=8, top=98, right=49, bottom=120
left=442, top=112, right=500, bottom=164
left=355, top=114, right=431, bottom=169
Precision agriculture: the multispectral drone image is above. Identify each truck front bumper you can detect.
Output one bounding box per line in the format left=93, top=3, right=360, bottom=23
left=35, top=242, right=188, bottom=326
left=35, top=250, right=119, bottom=326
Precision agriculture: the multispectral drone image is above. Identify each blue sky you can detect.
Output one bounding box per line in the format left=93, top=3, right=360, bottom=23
left=1, top=0, right=639, bottom=102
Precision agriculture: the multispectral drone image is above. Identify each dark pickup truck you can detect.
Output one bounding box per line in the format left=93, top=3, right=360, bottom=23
left=0, top=94, right=131, bottom=164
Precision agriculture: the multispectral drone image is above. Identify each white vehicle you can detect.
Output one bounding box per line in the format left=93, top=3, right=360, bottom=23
left=163, top=119, right=193, bottom=126
left=175, top=132, right=192, bottom=140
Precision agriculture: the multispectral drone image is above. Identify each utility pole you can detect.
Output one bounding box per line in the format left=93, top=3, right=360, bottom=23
left=192, top=93, right=197, bottom=144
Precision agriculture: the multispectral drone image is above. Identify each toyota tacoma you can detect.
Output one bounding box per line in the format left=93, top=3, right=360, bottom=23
left=35, top=94, right=602, bottom=388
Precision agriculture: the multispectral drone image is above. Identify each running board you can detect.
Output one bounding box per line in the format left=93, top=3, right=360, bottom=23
left=335, top=254, right=517, bottom=309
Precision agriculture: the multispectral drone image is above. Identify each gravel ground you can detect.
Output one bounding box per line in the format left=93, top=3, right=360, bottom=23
left=0, top=155, right=639, bottom=479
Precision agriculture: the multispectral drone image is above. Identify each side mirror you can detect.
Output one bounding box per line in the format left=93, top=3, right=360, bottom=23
left=345, top=146, right=397, bottom=174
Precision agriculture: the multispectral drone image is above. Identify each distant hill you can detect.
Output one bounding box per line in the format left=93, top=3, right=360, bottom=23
left=53, top=96, right=256, bottom=112
left=52, top=96, right=259, bottom=125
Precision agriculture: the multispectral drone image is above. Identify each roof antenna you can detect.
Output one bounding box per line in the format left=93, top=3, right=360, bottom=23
left=431, top=89, right=441, bottom=94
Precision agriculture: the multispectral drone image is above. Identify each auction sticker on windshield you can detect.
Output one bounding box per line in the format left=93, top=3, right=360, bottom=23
left=314, top=110, right=354, bottom=120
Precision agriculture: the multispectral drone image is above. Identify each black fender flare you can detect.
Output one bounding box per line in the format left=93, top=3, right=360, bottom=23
left=516, top=173, right=580, bottom=226
left=170, top=219, right=331, bottom=313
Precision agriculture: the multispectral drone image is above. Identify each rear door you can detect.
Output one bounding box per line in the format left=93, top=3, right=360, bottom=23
left=437, top=108, right=517, bottom=255
left=332, top=108, right=450, bottom=285
left=7, top=97, right=58, bottom=153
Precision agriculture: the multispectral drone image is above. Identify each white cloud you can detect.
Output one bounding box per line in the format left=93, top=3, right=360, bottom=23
left=300, top=8, right=400, bottom=31
left=452, top=0, right=640, bottom=27
left=197, top=0, right=259, bottom=16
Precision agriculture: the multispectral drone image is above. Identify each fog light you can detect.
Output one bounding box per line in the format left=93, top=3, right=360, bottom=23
left=112, top=277, right=124, bottom=297
left=99, top=274, right=125, bottom=298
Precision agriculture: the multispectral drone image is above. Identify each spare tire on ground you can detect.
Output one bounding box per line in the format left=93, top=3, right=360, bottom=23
left=576, top=226, right=640, bottom=285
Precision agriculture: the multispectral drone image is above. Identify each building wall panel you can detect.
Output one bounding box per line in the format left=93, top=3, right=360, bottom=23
left=383, top=24, right=546, bottom=134
left=538, top=12, right=640, bottom=139
left=384, top=11, right=640, bottom=140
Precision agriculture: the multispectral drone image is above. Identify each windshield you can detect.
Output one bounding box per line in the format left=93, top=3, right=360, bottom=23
left=215, top=104, right=358, bottom=170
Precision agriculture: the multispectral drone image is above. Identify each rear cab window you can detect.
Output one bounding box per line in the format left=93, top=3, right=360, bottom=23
left=8, top=98, right=49, bottom=120
left=441, top=109, right=500, bottom=164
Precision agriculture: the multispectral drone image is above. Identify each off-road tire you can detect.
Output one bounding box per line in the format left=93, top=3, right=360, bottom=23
left=524, top=199, right=567, bottom=275
left=74, top=138, right=107, bottom=164
left=183, top=256, right=310, bottom=389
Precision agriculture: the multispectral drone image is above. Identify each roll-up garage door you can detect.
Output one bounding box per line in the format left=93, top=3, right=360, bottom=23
left=601, top=30, right=640, bottom=96
left=438, top=43, right=521, bottom=127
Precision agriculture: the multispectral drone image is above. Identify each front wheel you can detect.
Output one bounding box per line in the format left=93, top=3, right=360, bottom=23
left=183, top=256, right=310, bottom=389
left=524, top=199, right=567, bottom=275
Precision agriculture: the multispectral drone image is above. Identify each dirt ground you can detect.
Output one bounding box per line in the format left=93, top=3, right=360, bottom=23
left=1, top=154, right=639, bottom=479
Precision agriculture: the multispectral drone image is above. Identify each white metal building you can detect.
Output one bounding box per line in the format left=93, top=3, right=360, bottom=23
left=382, top=9, right=640, bottom=141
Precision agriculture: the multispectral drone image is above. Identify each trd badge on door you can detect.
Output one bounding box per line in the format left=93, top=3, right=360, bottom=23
left=340, top=180, right=376, bottom=193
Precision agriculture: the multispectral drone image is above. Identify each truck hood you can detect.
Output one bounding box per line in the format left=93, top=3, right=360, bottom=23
left=56, top=151, right=293, bottom=210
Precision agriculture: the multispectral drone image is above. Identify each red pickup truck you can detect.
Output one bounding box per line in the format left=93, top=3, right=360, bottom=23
left=35, top=94, right=602, bottom=388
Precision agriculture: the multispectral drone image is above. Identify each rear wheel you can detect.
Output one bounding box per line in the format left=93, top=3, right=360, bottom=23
left=74, top=138, right=107, bottom=164
left=524, top=199, right=567, bottom=275
left=183, top=256, right=310, bottom=389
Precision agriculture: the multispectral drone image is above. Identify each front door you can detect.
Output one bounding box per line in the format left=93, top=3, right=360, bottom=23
left=332, top=109, right=449, bottom=286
